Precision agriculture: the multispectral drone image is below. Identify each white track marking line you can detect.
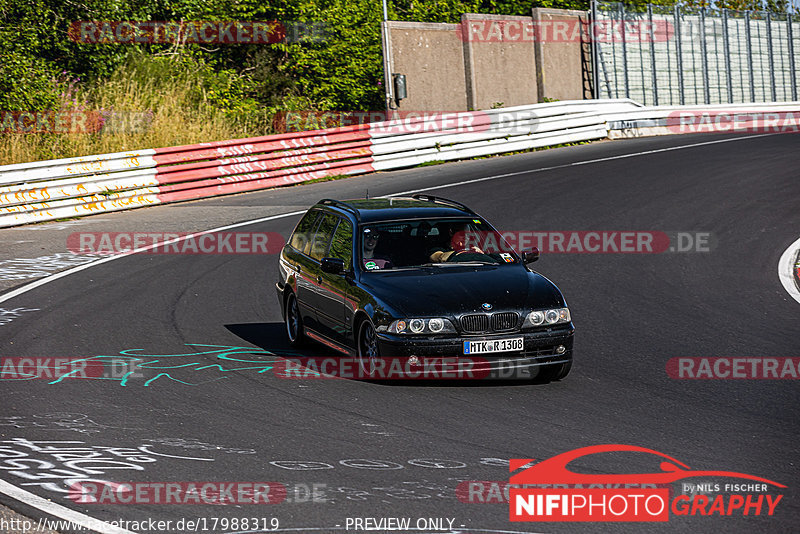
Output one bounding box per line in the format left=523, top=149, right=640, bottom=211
left=0, top=132, right=785, bottom=528
left=778, top=236, right=800, bottom=304
left=389, top=133, right=777, bottom=197
left=0, top=211, right=306, bottom=306
left=0, top=479, right=135, bottom=534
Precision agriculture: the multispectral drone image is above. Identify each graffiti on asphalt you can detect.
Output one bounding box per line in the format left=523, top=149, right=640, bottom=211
left=0, top=344, right=285, bottom=386
left=0, top=438, right=212, bottom=501
left=0, top=253, right=101, bottom=281
left=0, top=413, right=113, bottom=435
left=0, top=307, right=39, bottom=326
left=143, top=437, right=256, bottom=454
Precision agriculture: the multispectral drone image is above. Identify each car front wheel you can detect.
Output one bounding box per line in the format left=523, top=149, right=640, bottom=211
left=285, top=292, right=305, bottom=347
left=356, top=319, right=380, bottom=378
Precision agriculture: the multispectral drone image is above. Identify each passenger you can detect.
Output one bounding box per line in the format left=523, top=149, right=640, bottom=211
left=362, top=228, right=392, bottom=270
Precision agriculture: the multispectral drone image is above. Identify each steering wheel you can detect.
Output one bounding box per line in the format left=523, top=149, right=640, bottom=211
left=446, top=248, right=484, bottom=262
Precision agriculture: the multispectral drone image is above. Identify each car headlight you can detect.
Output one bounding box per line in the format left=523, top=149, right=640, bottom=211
left=388, top=318, right=456, bottom=334
left=525, top=307, right=570, bottom=328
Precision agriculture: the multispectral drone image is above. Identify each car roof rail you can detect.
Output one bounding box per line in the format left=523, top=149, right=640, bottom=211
left=318, top=198, right=361, bottom=221
left=410, top=194, right=476, bottom=214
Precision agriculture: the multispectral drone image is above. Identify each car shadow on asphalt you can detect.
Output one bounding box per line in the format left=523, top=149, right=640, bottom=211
left=225, top=322, right=557, bottom=388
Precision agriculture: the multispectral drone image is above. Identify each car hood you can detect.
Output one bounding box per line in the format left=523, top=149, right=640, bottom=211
left=360, top=265, right=565, bottom=317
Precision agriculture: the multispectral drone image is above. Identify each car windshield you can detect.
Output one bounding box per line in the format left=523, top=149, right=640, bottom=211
left=359, top=218, right=520, bottom=271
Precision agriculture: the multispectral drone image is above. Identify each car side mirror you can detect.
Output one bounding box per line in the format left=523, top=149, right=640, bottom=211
left=523, top=248, right=540, bottom=264
left=321, top=257, right=346, bottom=275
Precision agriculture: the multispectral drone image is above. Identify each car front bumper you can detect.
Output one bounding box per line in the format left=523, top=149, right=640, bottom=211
left=374, top=325, right=574, bottom=380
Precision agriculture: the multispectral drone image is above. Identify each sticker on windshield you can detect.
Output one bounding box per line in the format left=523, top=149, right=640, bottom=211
left=364, top=261, right=379, bottom=270
left=500, top=253, right=514, bottom=262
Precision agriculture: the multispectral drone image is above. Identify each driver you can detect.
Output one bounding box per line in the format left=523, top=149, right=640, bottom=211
left=429, top=223, right=483, bottom=262
left=362, top=228, right=392, bottom=270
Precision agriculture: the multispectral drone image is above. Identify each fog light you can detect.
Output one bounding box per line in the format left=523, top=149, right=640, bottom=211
left=556, top=345, right=566, bottom=354
left=408, top=355, right=420, bottom=366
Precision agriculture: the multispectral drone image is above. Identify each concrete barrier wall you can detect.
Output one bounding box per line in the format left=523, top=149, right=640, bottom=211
left=462, top=14, right=539, bottom=109
left=383, top=21, right=468, bottom=111
left=383, top=9, right=588, bottom=111
left=532, top=8, right=588, bottom=102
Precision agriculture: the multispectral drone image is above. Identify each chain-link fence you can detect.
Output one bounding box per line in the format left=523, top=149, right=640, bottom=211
left=592, top=1, right=800, bottom=104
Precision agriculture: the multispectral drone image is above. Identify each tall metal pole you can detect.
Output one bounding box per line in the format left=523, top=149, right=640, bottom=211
left=766, top=12, right=776, bottom=101
left=648, top=4, right=658, bottom=105
left=620, top=3, right=630, bottom=99
left=675, top=5, right=685, bottom=105
left=723, top=9, right=733, bottom=103
left=592, top=0, right=600, bottom=99
left=746, top=12, right=755, bottom=102
left=700, top=8, right=710, bottom=104
left=380, top=0, right=395, bottom=113
left=789, top=12, right=797, bottom=101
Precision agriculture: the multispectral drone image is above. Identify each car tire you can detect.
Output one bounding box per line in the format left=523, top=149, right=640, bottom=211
left=533, top=360, right=571, bottom=384
left=284, top=292, right=305, bottom=347
left=356, top=319, right=380, bottom=378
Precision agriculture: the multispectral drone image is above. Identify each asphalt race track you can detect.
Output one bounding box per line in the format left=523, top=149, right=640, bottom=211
left=0, top=132, right=798, bottom=534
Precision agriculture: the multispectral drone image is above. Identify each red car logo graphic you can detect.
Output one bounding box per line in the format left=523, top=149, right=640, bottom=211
left=510, top=444, right=785, bottom=487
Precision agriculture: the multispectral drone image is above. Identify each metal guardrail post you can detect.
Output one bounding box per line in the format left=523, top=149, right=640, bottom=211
left=700, top=8, right=710, bottom=104
left=746, top=12, right=755, bottom=102
left=767, top=12, right=776, bottom=101
left=621, top=3, right=630, bottom=99
left=789, top=14, right=798, bottom=101
left=675, top=5, right=685, bottom=105
left=648, top=4, right=658, bottom=105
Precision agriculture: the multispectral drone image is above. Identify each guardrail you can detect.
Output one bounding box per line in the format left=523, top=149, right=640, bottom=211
left=1, top=98, right=798, bottom=228
left=606, top=102, right=800, bottom=138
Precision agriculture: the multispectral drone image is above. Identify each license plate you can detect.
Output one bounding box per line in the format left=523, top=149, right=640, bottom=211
left=463, top=337, right=524, bottom=354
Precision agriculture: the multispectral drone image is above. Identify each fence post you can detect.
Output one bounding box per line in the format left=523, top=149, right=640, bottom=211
left=766, top=12, right=777, bottom=101
left=648, top=4, right=659, bottom=105
left=789, top=13, right=798, bottom=101
left=746, top=11, right=756, bottom=102
left=591, top=0, right=600, bottom=99
left=700, top=8, right=710, bottom=104
left=723, top=9, right=733, bottom=103
left=620, top=3, right=630, bottom=99
left=675, top=5, right=685, bottom=105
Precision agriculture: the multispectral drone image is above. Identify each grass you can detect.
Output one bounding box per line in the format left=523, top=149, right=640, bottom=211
left=0, top=55, right=276, bottom=166
left=415, top=160, right=446, bottom=167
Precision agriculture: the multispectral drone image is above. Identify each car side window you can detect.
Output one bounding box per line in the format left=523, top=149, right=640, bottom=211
left=309, top=213, right=338, bottom=261
left=289, top=210, right=320, bottom=254
left=328, top=218, right=353, bottom=269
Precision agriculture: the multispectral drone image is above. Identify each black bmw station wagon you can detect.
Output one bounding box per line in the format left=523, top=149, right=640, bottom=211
left=276, top=195, right=574, bottom=382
